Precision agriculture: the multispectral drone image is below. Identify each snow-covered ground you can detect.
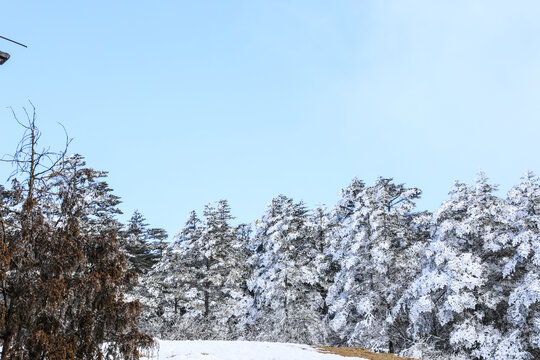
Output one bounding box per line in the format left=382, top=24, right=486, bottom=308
left=139, top=340, right=368, bottom=360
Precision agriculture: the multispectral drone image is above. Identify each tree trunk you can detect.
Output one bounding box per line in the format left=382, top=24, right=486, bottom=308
left=204, top=256, right=210, bottom=318
left=284, top=274, right=288, bottom=324
left=204, top=290, right=209, bottom=318
left=1, top=336, right=12, bottom=360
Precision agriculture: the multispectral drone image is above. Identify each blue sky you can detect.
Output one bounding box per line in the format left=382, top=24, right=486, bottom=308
left=1, top=1, right=539, bottom=237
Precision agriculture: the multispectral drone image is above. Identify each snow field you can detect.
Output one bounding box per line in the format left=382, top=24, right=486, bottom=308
left=139, top=340, right=369, bottom=360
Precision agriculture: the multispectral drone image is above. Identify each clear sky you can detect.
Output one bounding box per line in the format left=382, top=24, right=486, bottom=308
left=1, top=1, right=539, bottom=237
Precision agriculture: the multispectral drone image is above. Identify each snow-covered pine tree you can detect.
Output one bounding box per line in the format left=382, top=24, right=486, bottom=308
left=139, top=210, right=203, bottom=338
left=331, top=177, right=366, bottom=222
left=327, top=177, right=426, bottom=352
left=395, top=173, right=519, bottom=359
left=120, top=210, right=167, bottom=275
left=189, top=200, right=236, bottom=337
left=235, top=223, right=253, bottom=245
left=306, top=206, right=335, bottom=321
left=197, top=200, right=251, bottom=339
left=501, top=171, right=540, bottom=359
left=151, top=201, right=249, bottom=340
left=44, top=154, right=123, bottom=235
left=248, top=195, right=328, bottom=344
left=229, top=222, right=254, bottom=337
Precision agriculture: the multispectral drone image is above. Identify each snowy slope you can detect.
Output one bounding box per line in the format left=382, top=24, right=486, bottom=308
left=139, top=340, right=369, bottom=360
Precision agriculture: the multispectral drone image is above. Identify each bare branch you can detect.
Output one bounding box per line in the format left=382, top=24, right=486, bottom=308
left=1, top=105, right=72, bottom=200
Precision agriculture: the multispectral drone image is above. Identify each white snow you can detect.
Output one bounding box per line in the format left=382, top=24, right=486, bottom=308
left=139, top=340, right=368, bottom=360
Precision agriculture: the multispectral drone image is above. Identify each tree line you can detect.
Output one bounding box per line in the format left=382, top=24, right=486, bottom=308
left=2, top=116, right=540, bottom=360
left=131, top=174, right=540, bottom=360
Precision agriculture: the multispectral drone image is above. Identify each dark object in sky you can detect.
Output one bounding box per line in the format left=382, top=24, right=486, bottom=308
left=0, top=51, right=9, bottom=65
left=0, top=35, right=27, bottom=66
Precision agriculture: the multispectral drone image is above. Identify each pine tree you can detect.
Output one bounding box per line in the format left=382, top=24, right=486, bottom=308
left=199, top=201, right=235, bottom=321
left=327, top=177, right=427, bottom=352
left=144, top=201, right=250, bottom=340
left=501, top=171, right=540, bottom=359
left=140, top=210, right=203, bottom=338
left=194, top=200, right=250, bottom=339
left=306, top=206, right=334, bottom=322
left=395, top=173, right=518, bottom=359
left=120, top=210, right=167, bottom=275
left=248, top=195, right=328, bottom=344
left=44, top=154, right=123, bottom=235
left=0, top=114, right=152, bottom=359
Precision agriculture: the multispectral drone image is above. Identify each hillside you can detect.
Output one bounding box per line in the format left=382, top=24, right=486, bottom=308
left=139, top=340, right=418, bottom=360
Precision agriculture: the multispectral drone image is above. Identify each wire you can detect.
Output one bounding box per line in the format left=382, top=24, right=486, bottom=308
left=0, top=35, right=27, bottom=48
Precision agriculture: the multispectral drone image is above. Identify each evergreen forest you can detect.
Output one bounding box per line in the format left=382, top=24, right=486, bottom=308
left=2, top=118, right=540, bottom=360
